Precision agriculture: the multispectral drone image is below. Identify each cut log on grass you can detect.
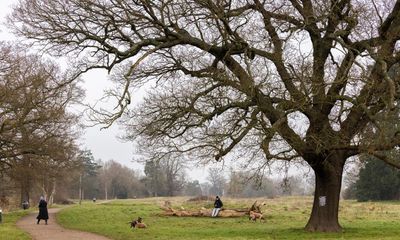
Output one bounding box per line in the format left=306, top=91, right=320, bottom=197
left=161, top=206, right=248, bottom=217
left=160, top=200, right=265, bottom=218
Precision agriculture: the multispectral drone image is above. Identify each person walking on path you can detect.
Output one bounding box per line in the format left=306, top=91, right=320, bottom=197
left=211, top=196, right=223, bottom=217
left=37, top=196, right=49, bottom=225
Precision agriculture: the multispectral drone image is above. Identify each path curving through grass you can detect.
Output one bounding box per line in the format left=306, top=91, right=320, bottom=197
left=16, top=208, right=111, bottom=240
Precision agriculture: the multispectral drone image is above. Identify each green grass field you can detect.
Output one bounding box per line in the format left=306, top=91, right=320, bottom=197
left=55, top=197, right=400, bottom=240
left=0, top=210, right=31, bottom=240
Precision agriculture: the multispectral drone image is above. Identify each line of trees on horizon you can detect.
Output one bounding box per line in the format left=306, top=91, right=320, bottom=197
left=1, top=147, right=317, bottom=210
left=69, top=158, right=316, bottom=201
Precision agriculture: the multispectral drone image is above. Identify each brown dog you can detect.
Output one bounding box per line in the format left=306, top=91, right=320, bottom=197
left=130, top=217, right=147, bottom=228
left=249, top=211, right=265, bottom=222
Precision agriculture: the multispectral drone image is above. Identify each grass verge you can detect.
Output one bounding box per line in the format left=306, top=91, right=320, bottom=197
left=57, top=197, right=400, bottom=240
left=0, top=210, right=31, bottom=240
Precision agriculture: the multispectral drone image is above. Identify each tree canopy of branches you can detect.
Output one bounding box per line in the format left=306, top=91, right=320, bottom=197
left=10, top=0, right=400, bottom=232
left=0, top=42, right=83, bottom=204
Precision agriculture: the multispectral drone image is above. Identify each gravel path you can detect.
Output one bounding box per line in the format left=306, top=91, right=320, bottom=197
left=16, top=208, right=111, bottom=240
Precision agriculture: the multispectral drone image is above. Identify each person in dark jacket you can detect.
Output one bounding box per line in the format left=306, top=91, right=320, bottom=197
left=211, top=196, right=223, bottom=217
left=36, top=196, right=49, bottom=225
left=22, top=200, right=29, bottom=210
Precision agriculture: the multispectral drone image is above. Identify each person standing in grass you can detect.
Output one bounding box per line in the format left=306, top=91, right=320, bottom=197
left=36, top=196, right=49, bottom=225
left=211, top=196, right=223, bottom=217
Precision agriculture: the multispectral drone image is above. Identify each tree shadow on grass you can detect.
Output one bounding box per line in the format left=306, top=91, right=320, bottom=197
left=262, top=225, right=400, bottom=240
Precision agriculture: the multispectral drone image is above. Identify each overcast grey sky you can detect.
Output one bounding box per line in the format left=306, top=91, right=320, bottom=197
left=0, top=0, right=135, bottom=166
left=0, top=0, right=213, bottom=182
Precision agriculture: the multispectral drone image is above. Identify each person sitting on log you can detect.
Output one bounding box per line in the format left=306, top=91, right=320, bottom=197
left=211, top=196, right=223, bottom=217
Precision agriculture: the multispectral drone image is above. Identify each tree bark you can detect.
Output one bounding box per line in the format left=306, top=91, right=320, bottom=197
left=105, top=183, right=108, bottom=200
left=19, top=156, right=32, bottom=206
left=305, top=153, right=345, bottom=232
left=79, top=174, right=82, bottom=204
left=41, top=181, right=48, bottom=201
left=20, top=179, right=30, bottom=207
left=48, top=178, right=56, bottom=206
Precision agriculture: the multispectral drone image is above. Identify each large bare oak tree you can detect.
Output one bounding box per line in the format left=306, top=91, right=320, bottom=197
left=0, top=42, right=83, bottom=204
left=9, top=0, right=400, bottom=232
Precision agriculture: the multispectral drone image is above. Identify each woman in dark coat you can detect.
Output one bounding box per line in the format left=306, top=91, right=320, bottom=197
left=36, top=196, right=49, bottom=225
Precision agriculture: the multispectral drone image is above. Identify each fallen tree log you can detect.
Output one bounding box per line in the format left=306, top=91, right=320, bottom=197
left=160, top=200, right=264, bottom=218
left=160, top=206, right=248, bottom=217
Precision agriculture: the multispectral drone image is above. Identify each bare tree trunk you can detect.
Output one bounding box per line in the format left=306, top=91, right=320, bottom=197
left=41, top=180, right=48, bottom=201
left=19, top=157, right=31, bottom=207
left=48, top=178, right=56, bottom=206
left=305, top=153, right=345, bottom=232
left=20, top=179, right=30, bottom=208
left=105, top=183, right=108, bottom=200
left=79, top=174, right=82, bottom=205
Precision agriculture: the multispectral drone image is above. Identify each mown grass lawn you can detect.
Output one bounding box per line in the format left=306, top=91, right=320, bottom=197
left=0, top=210, right=31, bottom=240
left=56, top=197, right=400, bottom=240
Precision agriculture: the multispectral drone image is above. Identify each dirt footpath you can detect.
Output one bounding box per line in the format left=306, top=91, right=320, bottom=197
left=16, top=208, right=111, bottom=240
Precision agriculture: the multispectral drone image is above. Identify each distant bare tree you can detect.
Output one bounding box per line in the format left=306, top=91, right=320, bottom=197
left=10, top=0, right=400, bottom=232
left=141, top=157, right=186, bottom=196
left=98, top=160, right=145, bottom=199
left=226, top=170, right=245, bottom=198
left=226, top=169, right=276, bottom=198
left=184, top=180, right=203, bottom=196
left=143, top=159, right=166, bottom=197
left=207, top=168, right=226, bottom=196
left=163, top=157, right=187, bottom=196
